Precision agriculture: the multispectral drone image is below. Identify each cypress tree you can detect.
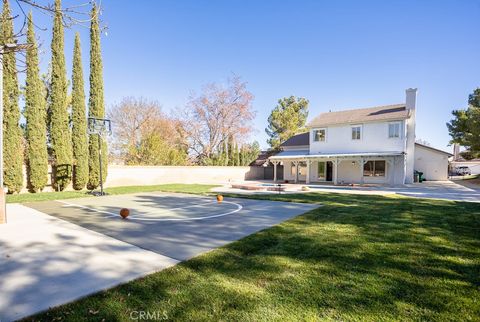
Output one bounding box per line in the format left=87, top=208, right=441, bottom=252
left=2, top=0, right=23, bottom=193
left=223, top=140, right=229, bottom=166
left=234, top=143, right=240, bottom=166
left=25, top=13, right=48, bottom=192
left=88, top=4, right=107, bottom=189
left=71, top=33, right=88, bottom=190
left=227, top=136, right=235, bottom=166
left=49, top=0, right=72, bottom=190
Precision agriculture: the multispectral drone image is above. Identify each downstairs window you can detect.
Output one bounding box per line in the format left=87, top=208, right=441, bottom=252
left=363, top=160, right=386, bottom=177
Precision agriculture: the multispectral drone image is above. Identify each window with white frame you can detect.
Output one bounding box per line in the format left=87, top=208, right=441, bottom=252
left=388, top=122, right=401, bottom=138
left=313, top=128, right=326, bottom=142
left=363, top=160, right=386, bottom=177
left=351, top=125, right=361, bottom=140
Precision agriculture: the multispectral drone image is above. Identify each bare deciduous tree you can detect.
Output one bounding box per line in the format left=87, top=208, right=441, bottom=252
left=107, top=97, right=187, bottom=165
left=180, top=76, right=255, bottom=163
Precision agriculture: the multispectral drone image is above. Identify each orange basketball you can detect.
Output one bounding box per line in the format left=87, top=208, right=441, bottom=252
left=216, top=195, right=223, bottom=203
left=120, top=208, right=130, bottom=219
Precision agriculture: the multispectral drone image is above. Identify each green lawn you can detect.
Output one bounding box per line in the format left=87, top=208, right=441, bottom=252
left=25, top=192, right=480, bottom=321
left=6, top=184, right=218, bottom=203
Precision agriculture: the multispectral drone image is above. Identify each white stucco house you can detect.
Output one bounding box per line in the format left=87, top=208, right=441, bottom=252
left=269, top=88, right=452, bottom=185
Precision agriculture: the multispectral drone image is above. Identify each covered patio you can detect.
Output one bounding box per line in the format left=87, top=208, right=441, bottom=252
left=269, top=151, right=407, bottom=186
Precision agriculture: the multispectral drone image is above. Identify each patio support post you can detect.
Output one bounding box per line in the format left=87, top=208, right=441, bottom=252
left=386, top=158, right=395, bottom=185
left=293, top=161, right=299, bottom=183
left=306, top=160, right=310, bottom=184
left=273, top=161, right=278, bottom=182
left=333, top=158, right=338, bottom=185
left=359, top=157, right=364, bottom=184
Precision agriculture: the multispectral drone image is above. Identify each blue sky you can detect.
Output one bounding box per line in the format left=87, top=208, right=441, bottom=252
left=14, top=0, right=480, bottom=151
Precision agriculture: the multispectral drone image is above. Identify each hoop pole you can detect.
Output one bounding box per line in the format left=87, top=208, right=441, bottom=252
left=98, top=134, right=104, bottom=195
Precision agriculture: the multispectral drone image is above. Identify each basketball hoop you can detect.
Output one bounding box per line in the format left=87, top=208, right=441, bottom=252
left=88, top=117, right=112, bottom=196
left=88, top=117, right=112, bottom=137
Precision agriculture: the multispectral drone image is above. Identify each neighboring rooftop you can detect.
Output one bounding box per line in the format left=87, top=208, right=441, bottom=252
left=249, top=150, right=271, bottom=167
left=280, top=132, right=309, bottom=147
left=307, top=103, right=410, bottom=127
left=415, top=142, right=453, bottom=156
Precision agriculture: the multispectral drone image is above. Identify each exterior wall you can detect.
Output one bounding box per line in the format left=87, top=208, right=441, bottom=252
left=282, top=145, right=309, bottom=151
left=283, top=161, right=306, bottom=182
left=337, top=160, right=362, bottom=184
left=414, top=146, right=449, bottom=180
left=309, top=120, right=406, bottom=154
left=20, top=165, right=265, bottom=193
left=393, top=156, right=406, bottom=184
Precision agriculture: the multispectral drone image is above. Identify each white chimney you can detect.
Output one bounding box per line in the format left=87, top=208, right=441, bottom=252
left=406, top=88, right=417, bottom=110
left=453, top=143, right=460, bottom=161
left=404, top=88, right=417, bottom=184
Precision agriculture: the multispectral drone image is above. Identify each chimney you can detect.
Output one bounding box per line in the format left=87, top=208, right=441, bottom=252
left=406, top=88, right=417, bottom=110
left=453, top=143, right=460, bottom=161
left=403, top=88, right=417, bottom=184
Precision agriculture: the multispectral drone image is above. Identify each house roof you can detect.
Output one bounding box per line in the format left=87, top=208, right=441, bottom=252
left=307, top=104, right=410, bottom=127
left=249, top=150, right=271, bottom=167
left=280, top=132, right=309, bottom=147
left=415, top=143, right=453, bottom=156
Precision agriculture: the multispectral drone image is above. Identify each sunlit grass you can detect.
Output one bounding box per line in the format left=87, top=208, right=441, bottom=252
left=26, top=192, right=480, bottom=321
left=6, top=184, right=218, bottom=203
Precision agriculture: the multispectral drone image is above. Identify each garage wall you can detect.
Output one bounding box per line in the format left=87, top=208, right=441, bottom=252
left=414, top=145, right=449, bottom=180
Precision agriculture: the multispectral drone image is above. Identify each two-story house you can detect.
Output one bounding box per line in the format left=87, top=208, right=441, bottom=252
left=269, top=89, right=452, bottom=185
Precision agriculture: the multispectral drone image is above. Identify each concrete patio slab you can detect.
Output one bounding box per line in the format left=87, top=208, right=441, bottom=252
left=0, top=204, right=179, bottom=322
left=214, top=180, right=480, bottom=202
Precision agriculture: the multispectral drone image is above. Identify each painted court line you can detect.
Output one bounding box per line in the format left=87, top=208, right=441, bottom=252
left=56, top=199, right=118, bottom=218
left=130, top=201, right=243, bottom=222
left=55, top=199, right=243, bottom=222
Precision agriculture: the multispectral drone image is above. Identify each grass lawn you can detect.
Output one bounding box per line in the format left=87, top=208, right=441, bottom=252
left=6, top=184, right=218, bottom=203
left=25, top=192, right=480, bottom=321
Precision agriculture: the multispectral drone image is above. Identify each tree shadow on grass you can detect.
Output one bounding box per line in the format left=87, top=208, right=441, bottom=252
left=25, top=193, right=480, bottom=321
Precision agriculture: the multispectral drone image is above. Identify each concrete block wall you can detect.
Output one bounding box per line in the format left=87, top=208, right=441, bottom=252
left=19, top=165, right=265, bottom=193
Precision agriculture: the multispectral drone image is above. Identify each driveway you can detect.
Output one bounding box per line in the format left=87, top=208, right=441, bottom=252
left=390, top=181, right=480, bottom=202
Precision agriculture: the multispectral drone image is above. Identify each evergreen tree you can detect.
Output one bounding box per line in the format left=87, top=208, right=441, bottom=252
left=2, top=0, right=23, bottom=193
left=71, top=33, right=88, bottom=190
left=266, top=96, right=309, bottom=150
left=25, top=13, right=48, bottom=192
left=223, top=140, right=229, bottom=166
left=227, top=136, right=234, bottom=166
left=49, top=0, right=72, bottom=190
left=234, top=143, right=240, bottom=166
left=88, top=4, right=107, bottom=189
left=447, top=88, right=480, bottom=158
left=239, top=146, right=245, bottom=166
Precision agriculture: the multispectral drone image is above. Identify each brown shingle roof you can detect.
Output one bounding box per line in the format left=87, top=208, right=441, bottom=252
left=307, top=104, right=410, bottom=127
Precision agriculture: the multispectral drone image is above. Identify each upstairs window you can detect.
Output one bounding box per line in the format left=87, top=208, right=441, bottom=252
left=313, top=129, right=326, bottom=142
left=388, top=122, right=401, bottom=138
left=351, top=125, right=362, bottom=140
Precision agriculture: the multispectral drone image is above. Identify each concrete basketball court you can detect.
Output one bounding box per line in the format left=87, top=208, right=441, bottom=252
left=26, top=192, right=318, bottom=261
left=1, top=192, right=317, bottom=320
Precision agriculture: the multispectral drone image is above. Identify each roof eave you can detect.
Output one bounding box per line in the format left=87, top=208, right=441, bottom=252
left=307, top=116, right=410, bottom=128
